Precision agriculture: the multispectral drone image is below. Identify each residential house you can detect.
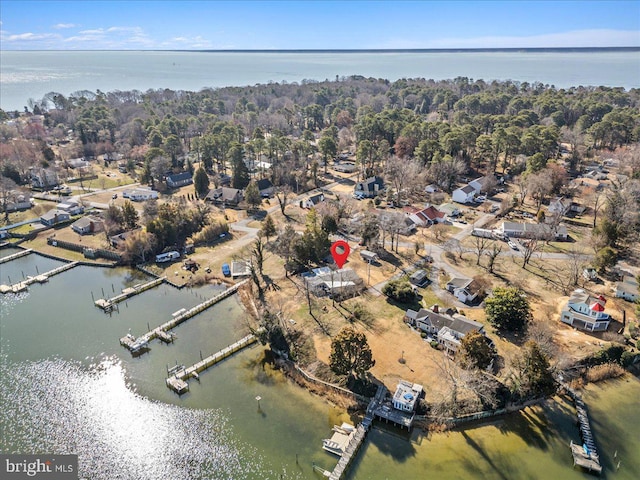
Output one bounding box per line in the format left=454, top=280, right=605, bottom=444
left=303, top=268, right=365, bottom=299
left=615, top=276, right=639, bottom=302
left=469, top=175, right=495, bottom=195
left=206, top=187, right=243, bottom=206
left=109, top=229, right=139, bottom=249
left=57, top=201, right=84, bottom=215
left=166, top=172, right=193, bottom=189
left=451, top=184, right=476, bottom=204
left=66, top=158, right=90, bottom=169
left=40, top=209, right=70, bottom=226
left=3, top=192, right=32, bottom=212
left=446, top=277, right=483, bottom=304
left=548, top=196, right=587, bottom=216
left=71, top=215, right=104, bottom=235
left=256, top=178, right=274, bottom=197
left=407, top=205, right=445, bottom=227
left=409, top=269, right=429, bottom=287
left=500, top=221, right=568, bottom=241
left=354, top=176, right=384, bottom=198
left=424, top=184, right=439, bottom=194
left=405, top=305, right=486, bottom=354
left=30, top=169, right=59, bottom=190
left=560, top=289, right=611, bottom=332
left=392, top=380, right=423, bottom=412
left=301, top=193, right=325, bottom=209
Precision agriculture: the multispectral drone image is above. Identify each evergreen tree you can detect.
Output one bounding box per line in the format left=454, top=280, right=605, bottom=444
left=484, top=286, right=531, bottom=332
left=330, top=326, right=375, bottom=380
left=245, top=181, right=262, bottom=210
left=193, top=166, right=210, bottom=199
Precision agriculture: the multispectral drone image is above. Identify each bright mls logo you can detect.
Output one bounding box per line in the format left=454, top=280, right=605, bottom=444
left=1, top=455, right=77, bottom=479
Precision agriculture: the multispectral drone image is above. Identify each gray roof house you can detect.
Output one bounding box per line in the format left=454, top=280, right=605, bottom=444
left=452, top=184, right=476, bottom=204
left=445, top=277, right=483, bottom=304
left=256, top=178, right=275, bottom=197
left=71, top=215, right=104, bottom=235
left=405, top=305, right=485, bottom=354
left=354, top=176, right=384, bottom=198
left=615, top=276, right=638, bottom=302
left=40, top=209, right=70, bottom=226
left=166, top=172, right=193, bottom=188
left=301, top=193, right=325, bottom=209
left=500, top=221, right=568, bottom=241
left=206, top=187, right=243, bottom=206
left=560, top=289, right=610, bottom=332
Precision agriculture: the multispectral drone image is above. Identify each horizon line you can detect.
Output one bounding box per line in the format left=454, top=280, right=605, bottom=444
left=2, top=46, right=639, bottom=53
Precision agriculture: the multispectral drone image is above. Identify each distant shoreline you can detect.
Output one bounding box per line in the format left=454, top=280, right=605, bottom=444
left=2, top=47, right=639, bottom=53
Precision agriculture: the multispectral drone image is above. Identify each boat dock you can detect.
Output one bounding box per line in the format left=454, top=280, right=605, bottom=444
left=166, top=334, right=258, bottom=393
left=565, top=384, right=602, bottom=475
left=0, top=248, right=33, bottom=264
left=119, top=279, right=249, bottom=354
left=325, top=385, right=385, bottom=480
left=0, top=261, right=78, bottom=294
left=94, top=277, right=166, bottom=311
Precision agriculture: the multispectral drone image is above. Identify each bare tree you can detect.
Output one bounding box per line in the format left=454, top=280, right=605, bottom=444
left=385, top=155, right=422, bottom=205
left=585, top=187, right=604, bottom=228
left=520, top=238, right=540, bottom=268
left=472, top=235, right=491, bottom=266
left=485, top=242, right=503, bottom=274
left=527, top=171, right=553, bottom=213
left=275, top=185, right=292, bottom=216
left=0, top=176, right=18, bottom=222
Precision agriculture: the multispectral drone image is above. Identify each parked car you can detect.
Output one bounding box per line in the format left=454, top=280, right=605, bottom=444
left=112, top=193, right=118, bottom=199
left=508, top=240, right=519, bottom=250
left=221, top=263, right=231, bottom=276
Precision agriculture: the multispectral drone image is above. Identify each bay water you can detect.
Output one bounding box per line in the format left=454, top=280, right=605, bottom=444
left=1, top=50, right=639, bottom=112
left=1, top=249, right=639, bottom=479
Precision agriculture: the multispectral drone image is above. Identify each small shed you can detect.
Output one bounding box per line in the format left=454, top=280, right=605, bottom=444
left=410, top=269, right=429, bottom=287
left=360, top=250, right=379, bottom=263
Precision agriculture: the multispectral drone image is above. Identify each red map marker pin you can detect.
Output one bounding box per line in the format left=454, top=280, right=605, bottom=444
left=330, top=240, right=351, bottom=269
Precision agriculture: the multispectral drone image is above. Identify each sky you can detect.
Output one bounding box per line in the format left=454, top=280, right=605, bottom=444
left=1, top=0, right=639, bottom=50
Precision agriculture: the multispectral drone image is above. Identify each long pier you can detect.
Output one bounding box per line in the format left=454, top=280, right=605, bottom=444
left=0, top=248, right=33, bottom=264
left=0, top=261, right=79, bottom=294
left=119, top=279, right=249, bottom=353
left=564, top=384, right=602, bottom=474
left=326, top=385, right=385, bottom=480
left=94, top=277, right=166, bottom=311
left=166, top=334, right=258, bottom=393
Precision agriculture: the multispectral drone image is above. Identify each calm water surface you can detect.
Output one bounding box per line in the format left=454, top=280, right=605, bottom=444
left=1, top=50, right=639, bottom=111
left=1, top=251, right=639, bottom=479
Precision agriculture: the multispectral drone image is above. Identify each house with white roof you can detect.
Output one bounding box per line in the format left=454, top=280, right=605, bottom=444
left=560, top=289, right=611, bottom=332
left=392, top=380, right=423, bottom=412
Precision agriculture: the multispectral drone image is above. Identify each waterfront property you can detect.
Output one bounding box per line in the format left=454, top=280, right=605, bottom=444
left=405, top=305, right=486, bottom=355
left=94, top=276, right=166, bottom=311
left=560, top=289, right=611, bottom=332
left=40, top=209, right=70, bottom=226
left=322, top=423, right=357, bottom=456
left=0, top=261, right=79, bottom=294
left=71, top=215, right=104, bottom=235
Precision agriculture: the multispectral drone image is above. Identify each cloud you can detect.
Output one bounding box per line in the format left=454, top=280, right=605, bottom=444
left=52, top=23, right=77, bottom=29
left=4, top=32, right=60, bottom=42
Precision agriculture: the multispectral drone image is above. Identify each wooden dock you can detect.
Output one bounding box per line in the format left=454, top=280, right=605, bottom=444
left=166, top=334, right=257, bottom=393
left=119, top=279, right=249, bottom=354
left=0, top=261, right=78, bottom=294
left=564, top=384, right=603, bottom=475
left=326, top=385, right=385, bottom=480
left=94, top=277, right=166, bottom=311
left=0, top=248, right=33, bottom=264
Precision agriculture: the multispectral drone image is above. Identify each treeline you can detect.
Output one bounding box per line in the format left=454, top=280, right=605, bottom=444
left=2, top=77, right=639, bottom=188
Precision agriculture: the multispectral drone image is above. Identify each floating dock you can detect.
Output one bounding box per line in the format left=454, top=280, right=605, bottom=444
left=94, top=277, right=166, bottom=311
left=0, top=249, right=33, bottom=264
left=166, top=334, right=257, bottom=393
left=119, top=279, right=249, bottom=354
left=0, top=261, right=78, bottom=294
